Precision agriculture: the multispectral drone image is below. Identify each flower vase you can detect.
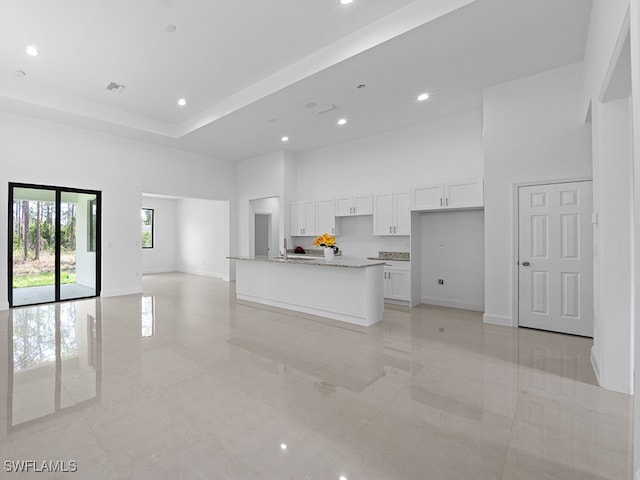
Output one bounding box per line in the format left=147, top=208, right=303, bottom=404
left=324, top=247, right=335, bottom=262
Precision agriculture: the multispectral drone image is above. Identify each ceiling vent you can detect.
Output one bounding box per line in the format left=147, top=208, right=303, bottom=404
left=315, top=104, right=337, bottom=115
left=106, top=82, right=126, bottom=93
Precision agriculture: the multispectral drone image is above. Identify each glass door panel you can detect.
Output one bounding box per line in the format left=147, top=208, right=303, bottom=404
left=9, top=184, right=101, bottom=307
left=60, top=191, right=97, bottom=301
left=11, top=187, right=57, bottom=306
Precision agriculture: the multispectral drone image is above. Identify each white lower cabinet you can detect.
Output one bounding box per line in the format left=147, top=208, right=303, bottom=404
left=383, top=261, right=410, bottom=302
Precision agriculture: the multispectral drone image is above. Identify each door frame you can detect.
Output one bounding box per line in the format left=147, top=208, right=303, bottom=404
left=512, top=176, right=592, bottom=327
left=8, top=182, right=102, bottom=307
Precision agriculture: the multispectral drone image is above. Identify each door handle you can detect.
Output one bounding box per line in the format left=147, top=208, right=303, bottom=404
left=521, top=261, right=530, bottom=266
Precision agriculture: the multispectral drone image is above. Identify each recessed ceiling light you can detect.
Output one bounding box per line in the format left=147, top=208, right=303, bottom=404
left=340, top=0, right=353, bottom=4
left=417, top=93, right=430, bottom=102
left=280, top=443, right=287, bottom=450
left=339, top=476, right=348, bottom=480
left=165, top=24, right=177, bottom=33
left=26, top=45, right=38, bottom=56
left=178, top=98, right=186, bottom=106
left=337, top=118, right=347, bottom=126
left=14, top=70, right=26, bottom=78
left=281, top=136, right=289, bottom=142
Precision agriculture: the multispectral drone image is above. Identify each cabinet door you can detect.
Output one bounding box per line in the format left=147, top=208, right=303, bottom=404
left=354, top=194, right=373, bottom=215
left=386, top=269, right=411, bottom=301
left=446, top=180, right=484, bottom=208
left=315, top=199, right=336, bottom=236
left=373, top=193, right=394, bottom=235
left=303, top=201, right=315, bottom=236
left=290, top=202, right=305, bottom=236
left=335, top=197, right=353, bottom=217
left=411, top=184, right=444, bottom=210
left=383, top=269, right=392, bottom=298
left=394, top=191, right=411, bottom=235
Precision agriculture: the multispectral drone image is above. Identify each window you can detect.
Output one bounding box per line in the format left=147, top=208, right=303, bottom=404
left=141, top=208, right=154, bottom=249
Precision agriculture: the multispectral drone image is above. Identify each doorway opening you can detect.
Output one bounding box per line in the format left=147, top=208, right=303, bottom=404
left=249, top=196, right=280, bottom=258
left=9, top=183, right=101, bottom=307
left=254, top=213, right=272, bottom=256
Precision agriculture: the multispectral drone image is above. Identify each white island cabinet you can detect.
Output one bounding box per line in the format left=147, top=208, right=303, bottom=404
left=229, top=256, right=385, bottom=326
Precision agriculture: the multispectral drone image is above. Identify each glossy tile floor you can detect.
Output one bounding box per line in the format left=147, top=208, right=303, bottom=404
left=0, top=273, right=632, bottom=479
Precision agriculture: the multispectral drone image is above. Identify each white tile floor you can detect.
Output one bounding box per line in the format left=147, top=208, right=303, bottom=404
left=0, top=273, right=632, bottom=479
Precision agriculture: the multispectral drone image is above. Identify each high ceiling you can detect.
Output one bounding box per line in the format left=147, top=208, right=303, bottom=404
left=0, top=0, right=593, bottom=161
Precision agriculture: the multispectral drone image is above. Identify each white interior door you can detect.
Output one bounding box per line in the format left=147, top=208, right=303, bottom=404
left=518, top=181, right=593, bottom=336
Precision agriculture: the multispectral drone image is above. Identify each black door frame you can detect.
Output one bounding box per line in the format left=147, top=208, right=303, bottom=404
left=8, top=182, right=102, bottom=307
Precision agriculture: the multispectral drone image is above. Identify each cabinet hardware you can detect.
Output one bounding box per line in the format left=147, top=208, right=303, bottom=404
left=445, top=197, right=448, bottom=207
left=393, top=226, right=396, bottom=233
left=389, top=226, right=392, bottom=233
left=522, top=261, right=530, bottom=266
left=440, top=198, right=443, bottom=207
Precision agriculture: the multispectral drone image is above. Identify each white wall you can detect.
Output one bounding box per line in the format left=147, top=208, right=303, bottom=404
left=630, top=1, right=640, bottom=475
left=591, top=98, right=633, bottom=394
left=285, top=111, right=483, bottom=261
left=141, top=197, right=177, bottom=274
left=583, top=0, right=631, bottom=116
left=295, top=110, right=483, bottom=199
left=176, top=198, right=230, bottom=279
left=0, top=111, right=234, bottom=309
left=419, top=210, right=484, bottom=311
left=483, top=62, right=593, bottom=327
left=75, top=192, right=96, bottom=288
left=235, top=152, right=286, bottom=258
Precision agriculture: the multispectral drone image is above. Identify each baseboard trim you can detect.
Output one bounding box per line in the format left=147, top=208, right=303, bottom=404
left=420, top=297, right=484, bottom=312
left=101, top=287, right=143, bottom=298
left=0, top=301, right=9, bottom=311
left=483, top=313, right=514, bottom=327
left=590, top=346, right=601, bottom=386
left=142, top=268, right=176, bottom=274
left=176, top=268, right=224, bottom=279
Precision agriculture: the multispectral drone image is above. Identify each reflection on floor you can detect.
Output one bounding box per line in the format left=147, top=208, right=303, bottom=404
left=0, top=273, right=632, bottom=479
left=12, top=282, right=96, bottom=306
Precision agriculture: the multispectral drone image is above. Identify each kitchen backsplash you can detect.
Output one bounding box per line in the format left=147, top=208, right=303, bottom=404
left=293, top=215, right=409, bottom=258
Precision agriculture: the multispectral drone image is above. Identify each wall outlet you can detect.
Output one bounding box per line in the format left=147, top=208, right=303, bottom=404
left=437, top=279, right=444, bottom=285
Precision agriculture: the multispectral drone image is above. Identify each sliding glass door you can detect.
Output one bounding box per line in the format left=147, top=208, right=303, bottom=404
left=9, top=183, right=101, bottom=307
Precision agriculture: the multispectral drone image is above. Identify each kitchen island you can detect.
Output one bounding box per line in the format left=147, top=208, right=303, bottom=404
left=228, top=256, right=386, bottom=326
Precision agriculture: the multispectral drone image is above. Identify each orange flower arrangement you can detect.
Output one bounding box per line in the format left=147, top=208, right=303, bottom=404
left=313, top=233, right=339, bottom=253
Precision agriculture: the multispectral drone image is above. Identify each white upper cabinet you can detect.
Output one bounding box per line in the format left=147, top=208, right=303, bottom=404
left=315, top=199, right=336, bottom=236
left=290, top=201, right=315, bottom=236
left=373, top=191, right=410, bottom=236
left=335, top=194, right=373, bottom=216
left=411, top=179, right=483, bottom=211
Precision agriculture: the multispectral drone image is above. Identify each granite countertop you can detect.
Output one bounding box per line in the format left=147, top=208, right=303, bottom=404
left=227, top=255, right=386, bottom=268
left=366, top=251, right=410, bottom=262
